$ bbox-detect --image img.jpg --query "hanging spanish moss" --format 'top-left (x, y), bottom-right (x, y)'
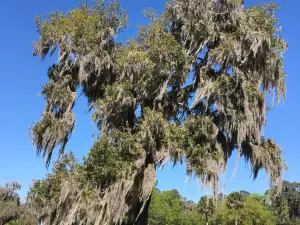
top-left (29, 0), bottom-right (287, 224)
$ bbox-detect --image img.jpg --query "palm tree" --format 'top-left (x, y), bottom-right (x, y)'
top-left (226, 192), bottom-right (245, 225)
top-left (198, 196), bottom-right (215, 225)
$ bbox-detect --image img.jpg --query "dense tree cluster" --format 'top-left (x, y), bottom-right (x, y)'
top-left (271, 181), bottom-right (300, 225)
top-left (211, 194), bottom-right (276, 225)
top-left (28, 0), bottom-right (287, 224)
top-left (2, 181), bottom-right (300, 225)
top-left (148, 188), bottom-right (277, 225)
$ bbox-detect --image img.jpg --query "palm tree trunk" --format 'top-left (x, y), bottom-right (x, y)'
top-left (235, 209), bottom-right (238, 225)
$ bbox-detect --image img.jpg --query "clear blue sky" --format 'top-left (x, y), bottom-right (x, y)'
top-left (0, 0), bottom-right (299, 202)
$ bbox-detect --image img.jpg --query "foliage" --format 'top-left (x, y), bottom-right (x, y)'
top-left (81, 129), bottom-right (141, 189)
top-left (226, 192), bottom-right (245, 225)
top-left (30, 0), bottom-right (287, 224)
top-left (0, 182), bottom-right (38, 225)
top-left (0, 182), bottom-right (22, 224)
top-left (148, 188), bottom-right (205, 225)
top-left (226, 192), bottom-right (245, 210)
top-left (271, 180), bottom-right (300, 224)
top-left (197, 196), bottom-right (215, 224)
top-left (6, 213), bottom-right (38, 225)
top-left (148, 188), bottom-right (278, 225)
top-left (27, 151), bottom-right (77, 209)
top-left (238, 197), bottom-right (276, 225)
top-left (148, 188), bottom-right (183, 225)
top-left (178, 209), bottom-right (203, 225)
top-left (249, 193), bottom-right (269, 205)
top-left (239, 190), bottom-right (251, 198)
top-left (212, 196), bottom-right (276, 225)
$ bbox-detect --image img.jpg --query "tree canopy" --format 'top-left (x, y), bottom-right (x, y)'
top-left (271, 181), bottom-right (300, 224)
top-left (29, 0), bottom-right (287, 224)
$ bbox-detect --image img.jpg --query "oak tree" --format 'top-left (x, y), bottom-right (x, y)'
top-left (30, 0), bottom-right (287, 224)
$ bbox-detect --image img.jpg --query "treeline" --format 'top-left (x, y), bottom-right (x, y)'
top-left (0, 180), bottom-right (299, 225)
top-left (148, 181), bottom-right (300, 225)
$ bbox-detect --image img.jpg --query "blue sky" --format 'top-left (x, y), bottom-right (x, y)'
top-left (0, 0), bottom-right (299, 202)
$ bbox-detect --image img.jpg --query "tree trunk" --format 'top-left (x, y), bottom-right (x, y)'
top-left (124, 162), bottom-right (155, 225)
top-left (235, 209), bottom-right (238, 225)
top-left (40, 162), bottom-right (156, 225)
top-left (134, 194), bottom-right (152, 225)
top-left (205, 213), bottom-right (208, 225)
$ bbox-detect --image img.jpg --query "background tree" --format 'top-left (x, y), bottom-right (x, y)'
top-left (30, 0), bottom-right (287, 224)
top-left (147, 188), bottom-right (278, 225)
top-left (178, 209), bottom-right (203, 225)
top-left (271, 181), bottom-right (300, 224)
top-left (212, 194), bottom-right (276, 225)
top-left (274, 198), bottom-right (290, 225)
top-left (148, 188), bottom-right (183, 225)
top-left (148, 188), bottom-right (204, 225)
top-left (238, 196), bottom-right (275, 225)
top-left (197, 196), bottom-right (215, 225)
top-left (249, 193), bottom-right (269, 206)
top-left (226, 192), bottom-right (245, 225)
top-left (0, 182), bottom-right (22, 225)
top-left (239, 191), bottom-right (251, 198)
top-left (0, 182), bottom-right (38, 225)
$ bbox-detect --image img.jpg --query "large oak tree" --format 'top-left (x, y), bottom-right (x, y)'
top-left (29, 0), bottom-right (287, 224)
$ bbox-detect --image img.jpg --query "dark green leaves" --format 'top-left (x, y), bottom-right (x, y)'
top-left (82, 130), bottom-right (141, 189)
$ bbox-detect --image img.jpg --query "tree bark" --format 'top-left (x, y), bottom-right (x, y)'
top-left (133, 194), bottom-right (152, 225)
top-left (206, 213), bottom-right (208, 225)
